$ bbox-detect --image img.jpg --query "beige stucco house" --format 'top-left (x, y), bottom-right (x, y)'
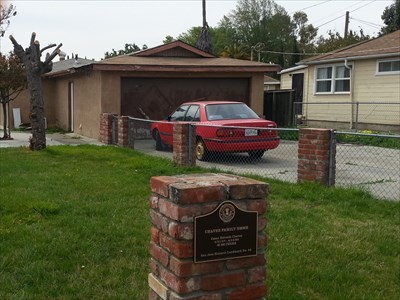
top-left (280, 30), bottom-right (400, 132)
top-left (3, 41), bottom-right (279, 139)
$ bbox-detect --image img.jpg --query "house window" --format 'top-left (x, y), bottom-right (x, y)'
top-left (315, 65), bottom-right (351, 94)
top-left (377, 59), bottom-right (400, 75)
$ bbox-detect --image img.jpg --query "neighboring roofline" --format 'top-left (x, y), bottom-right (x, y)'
top-left (278, 65), bottom-right (307, 74)
top-left (134, 40), bottom-right (215, 58)
top-left (301, 53), bottom-right (400, 65)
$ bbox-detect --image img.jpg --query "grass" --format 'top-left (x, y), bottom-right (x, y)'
top-left (1, 145), bottom-right (399, 299)
top-left (336, 132), bottom-right (400, 149)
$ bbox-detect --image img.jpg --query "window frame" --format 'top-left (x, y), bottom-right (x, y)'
top-left (314, 64), bottom-right (352, 95)
top-left (376, 58), bottom-right (400, 75)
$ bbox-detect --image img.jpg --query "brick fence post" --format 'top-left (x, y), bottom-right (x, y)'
top-left (99, 113), bottom-right (113, 144)
top-left (149, 173), bottom-right (268, 300)
top-left (298, 128), bottom-right (336, 186)
top-left (117, 116), bottom-right (130, 147)
top-left (173, 123), bottom-right (196, 167)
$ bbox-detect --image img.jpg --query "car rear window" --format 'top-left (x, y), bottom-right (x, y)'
top-left (206, 103), bottom-right (259, 120)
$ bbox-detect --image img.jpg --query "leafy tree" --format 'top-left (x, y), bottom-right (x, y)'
top-left (163, 35), bottom-right (175, 44)
top-left (220, 43), bottom-right (249, 59)
top-left (0, 3), bottom-right (17, 39)
top-left (316, 29), bottom-right (370, 54)
top-left (292, 11), bottom-right (318, 58)
top-left (0, 52), bottom-right (26, 139)
top-left (104, 43), bottom-right (148, 59)
top-left (380, 0), bottom-right (400, 35)
top-left (10, 33), bottom-right (62, 150)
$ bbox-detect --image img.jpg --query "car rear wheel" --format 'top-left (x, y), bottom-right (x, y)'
top-left (154, 130), bottom-right (166, 151)
top-left (248, 150), bottom-right (265, 160)
top-left (196, 138), bottom-right (209, 161)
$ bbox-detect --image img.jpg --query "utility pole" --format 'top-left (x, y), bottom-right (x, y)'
top-left (344, 11), bottom-right (350, 38)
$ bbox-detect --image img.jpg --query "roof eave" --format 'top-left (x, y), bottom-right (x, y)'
top-left (91, 64), bottom-right (280, 73)
top-left (301, 52), bottom-right (400, 65)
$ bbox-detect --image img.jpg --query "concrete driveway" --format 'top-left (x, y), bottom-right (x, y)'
top-left (133, 139), bottom-right (400, 201)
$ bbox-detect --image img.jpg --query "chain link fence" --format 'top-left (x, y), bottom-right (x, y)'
top-left (335, 131), bottom-right (400, 200)
top-left (125, 116), bottom-right (399, 201)
top-left (293, 102), bottom-right (400, 133)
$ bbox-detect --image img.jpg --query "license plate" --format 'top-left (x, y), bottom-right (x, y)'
top-left (245, 129), bottom-right (258, 136)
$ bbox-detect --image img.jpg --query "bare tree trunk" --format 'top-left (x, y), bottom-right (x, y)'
top-left (9, 32), bottom-right (61, 150)
top-left (1, 101), bottom-right (9, 139)
top-left (196, 0), bottom-right (214, 55)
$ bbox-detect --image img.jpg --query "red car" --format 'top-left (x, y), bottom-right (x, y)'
top-left (151, 101), bottom-right (280, 160)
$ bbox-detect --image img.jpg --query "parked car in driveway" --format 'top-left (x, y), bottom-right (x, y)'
top-left (151, 101), bottom-right (280, 160)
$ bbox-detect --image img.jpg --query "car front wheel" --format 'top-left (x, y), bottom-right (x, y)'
top-left (196, 139), bottom-right (209, 161)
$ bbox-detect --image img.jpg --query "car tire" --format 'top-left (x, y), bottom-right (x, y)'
top-left (154, 130), bottom-right (166, 151)
top-left (196, 138), bottom-right (209, 161)
top-left (248, 150), bottom-right (265, 160)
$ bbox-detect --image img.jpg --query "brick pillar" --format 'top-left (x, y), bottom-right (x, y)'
top-left (149, 173), bottom-right (268, 300)
top-left (298, 128), bottom-right (336, 186)
top-left (173, 123), bottom-right (196, 167)
top-left (99, 113), bottom-right (113, 144)
top-left (117, 116), bottom-right (130, 147)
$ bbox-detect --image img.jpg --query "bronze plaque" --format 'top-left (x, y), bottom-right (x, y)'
top-left (194, 201), bottom-right (258, 263)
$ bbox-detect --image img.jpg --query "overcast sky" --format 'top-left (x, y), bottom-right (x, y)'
top-left (0, 0), bottom-right (393, 61)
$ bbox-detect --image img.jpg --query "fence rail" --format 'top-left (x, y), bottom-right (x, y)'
top-left (117, 116), bottom-right (400, 201)
top-left (293, 102), bottom-right (400, 133)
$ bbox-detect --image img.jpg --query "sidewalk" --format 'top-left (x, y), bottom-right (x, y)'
top-left (0, 131), bottom-right (104, 148)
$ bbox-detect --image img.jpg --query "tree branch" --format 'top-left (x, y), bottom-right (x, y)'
top-left (30, 32), bottom-right (36, 46)
top-left (9, 87), bottom-right (24, 101)
top-left (9, 35), bottom-right (25, 61)
top-left (41, 43), bottom-right (57, 54)
top-left (43, 43), bottom-right (62, 66)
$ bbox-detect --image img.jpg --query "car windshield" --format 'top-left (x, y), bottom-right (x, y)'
top-left (205, 103), bottom-right (260, 121)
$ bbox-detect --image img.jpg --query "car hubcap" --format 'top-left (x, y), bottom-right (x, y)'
top-left (196, 142), bottom-right (204, 159)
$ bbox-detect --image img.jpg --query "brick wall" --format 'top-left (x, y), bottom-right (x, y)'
top-left (298, 128), bottom-right (336, 186)
top-left (117, 116), bottom-right (130, 147)
top-left (99, 113), bottom-right (113, 144)
top-left (173, 123), bottom-right (196, 167)
top-left (149, 173), bottom-right (268, 300)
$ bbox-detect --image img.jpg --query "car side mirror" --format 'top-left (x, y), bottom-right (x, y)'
top-left (164, 116), bottom-right (172, 121)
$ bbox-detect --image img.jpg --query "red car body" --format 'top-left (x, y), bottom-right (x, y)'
top-left (151, 101), bottom-right (280, 160)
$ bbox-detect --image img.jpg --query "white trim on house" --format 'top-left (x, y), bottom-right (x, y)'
top-left (313, 63), bottom-right (352, 95)
top-left (278, 65), bottom-right (307, 75)
top-left (376, 58), bottom-right (400, 76)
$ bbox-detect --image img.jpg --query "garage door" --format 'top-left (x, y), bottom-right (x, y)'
top-left (121, 77), bottom-right (250, 120)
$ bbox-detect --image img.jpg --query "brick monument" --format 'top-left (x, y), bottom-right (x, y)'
top-left (149, 173), bottom-right (268, 300)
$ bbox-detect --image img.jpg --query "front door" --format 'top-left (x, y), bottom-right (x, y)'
top-left (292, 73), bottom-right (304, 115)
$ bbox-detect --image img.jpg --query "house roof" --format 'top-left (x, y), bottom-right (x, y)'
top-left (91, 40), bottom-right (280, 73)
top-left (278, 65), bottom-right (307, 75)
top-left (44, 40), bottom-right (280, 78)
top-left (47, 57), bottom-right (94, 76)
top-left (300, 30), bottom-right (400, 65)
top-left (263, 75), bottom-right (280, 84)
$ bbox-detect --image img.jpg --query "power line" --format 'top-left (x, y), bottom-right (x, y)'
top-left (315, 0), bottom-right (379, 30)
top-left (288, 0), bottom-right (332, 15)
top-left (350, 17), bottom-right (382, 29)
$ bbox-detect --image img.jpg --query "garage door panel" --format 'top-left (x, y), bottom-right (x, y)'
top-left (121, 78), bottom-right (249, 120)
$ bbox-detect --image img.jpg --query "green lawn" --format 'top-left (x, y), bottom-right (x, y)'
top-left (0, 145), bottom-right (399, 299)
